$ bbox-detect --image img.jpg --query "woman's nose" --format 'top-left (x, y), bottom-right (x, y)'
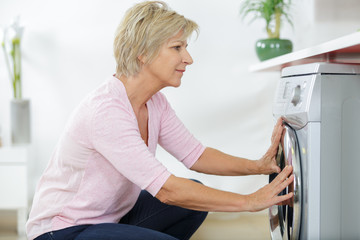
top-left (183, 49), bottom-right (193, 65)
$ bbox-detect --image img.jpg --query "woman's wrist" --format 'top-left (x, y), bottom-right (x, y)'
top-left (254, 158), bottom-right (267, 175)
top-left (237, 158), bottom-right (264, 176)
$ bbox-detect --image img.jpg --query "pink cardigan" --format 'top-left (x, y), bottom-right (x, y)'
top-left (26, 76), bottom-right (205, 240)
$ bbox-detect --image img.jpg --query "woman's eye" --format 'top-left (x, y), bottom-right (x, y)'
top-left (173, 46), bottom-right (181, 51)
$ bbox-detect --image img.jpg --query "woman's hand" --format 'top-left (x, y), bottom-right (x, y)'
top-left (246, 165), bottom-right (294, 212)
top-left (257, 118), bottom-right (284, 175)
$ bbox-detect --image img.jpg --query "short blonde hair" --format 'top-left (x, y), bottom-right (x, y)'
top-left (114, 1), bottom-right (199, 77)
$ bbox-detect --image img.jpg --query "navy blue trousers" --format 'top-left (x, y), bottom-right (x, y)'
top-left (34, 190), bottom-right (208, 240)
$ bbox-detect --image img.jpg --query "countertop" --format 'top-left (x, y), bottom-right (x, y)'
top-left (249, 31), bottom-right (360, 72)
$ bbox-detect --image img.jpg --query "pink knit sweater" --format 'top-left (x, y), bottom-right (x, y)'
top-left (26, 76), bottom-right (205, 240)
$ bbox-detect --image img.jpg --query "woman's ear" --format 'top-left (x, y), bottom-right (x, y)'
top-left (138, 55), bottom-right (147, 64)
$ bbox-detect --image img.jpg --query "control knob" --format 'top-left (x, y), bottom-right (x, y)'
top-left (291, 85), bottom-right (301, 106)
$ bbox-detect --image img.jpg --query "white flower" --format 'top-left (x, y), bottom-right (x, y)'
top-left (1, 16), bottom-right (25, 99)
top-left (10, 16), bottom-right (24, 40)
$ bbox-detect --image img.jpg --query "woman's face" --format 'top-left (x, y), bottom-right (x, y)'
top-left (142, 31), bottom-right (193, 88)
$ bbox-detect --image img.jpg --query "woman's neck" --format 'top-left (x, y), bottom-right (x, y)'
top-left (116, 73), bottom-right (162, 113)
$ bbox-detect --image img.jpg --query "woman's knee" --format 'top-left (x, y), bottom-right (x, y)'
top-left (189, 179), bottom-right (203, 185)
top-left (190, 208), bottom-right (208, 223)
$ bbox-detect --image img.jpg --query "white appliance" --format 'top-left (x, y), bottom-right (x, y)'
top-left (269, 62), bottom-right (360, 240)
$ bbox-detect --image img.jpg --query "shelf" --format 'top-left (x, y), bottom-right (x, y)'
top-left (0, 146), bottom-right (28, 163)
top-left (0, 146), bottom-right (28, 235)
top-left (249, 31), bottom-right (360, 72)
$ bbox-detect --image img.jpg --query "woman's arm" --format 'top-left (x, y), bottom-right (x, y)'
top-left (190, 147), bottom-right (259, 176)
top-left (156, 165), bottom-right (294, 212)
top-left (190, 118), bottom-right (284, 176)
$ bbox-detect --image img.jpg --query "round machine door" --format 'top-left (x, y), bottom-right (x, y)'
top-left (269, 123), bottom-right (302, 240)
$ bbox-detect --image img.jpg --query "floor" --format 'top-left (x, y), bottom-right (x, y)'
top-left (0, 210), bottom-right (270, 240)
top-left (192, 212), bottom-right (270, 240)
top-left (0, 210), bottom-right (26, 240)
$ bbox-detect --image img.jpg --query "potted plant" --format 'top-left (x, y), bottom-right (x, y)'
top-left (240, 0), bottom-right (293, 61)
top-left (2, 16), bottom-right (31, 145)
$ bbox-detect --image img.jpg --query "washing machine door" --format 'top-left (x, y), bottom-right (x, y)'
top-left (269, 124), bottom-right (302, 240)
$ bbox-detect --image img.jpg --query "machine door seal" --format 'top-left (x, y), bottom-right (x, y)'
top-left (269, 123), bottom-right (302, 240)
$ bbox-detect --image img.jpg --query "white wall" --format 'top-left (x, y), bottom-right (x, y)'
top-left (0, 0), bottom-right (359, 204)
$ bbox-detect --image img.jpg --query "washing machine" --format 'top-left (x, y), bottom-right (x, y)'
top-left (269, 62), bottom-right (360, 240)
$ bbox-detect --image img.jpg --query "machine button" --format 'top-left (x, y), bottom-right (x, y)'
top-left (291, 85), bottom-right (302, 106)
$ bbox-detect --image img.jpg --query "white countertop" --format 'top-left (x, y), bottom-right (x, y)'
top-left (249, 31), bottom-right (360, 72)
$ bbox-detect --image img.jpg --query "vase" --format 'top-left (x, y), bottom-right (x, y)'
top-left (10, 99), bottom-right (31, 145)
top-left (255, 38), bottom-right (293, 61)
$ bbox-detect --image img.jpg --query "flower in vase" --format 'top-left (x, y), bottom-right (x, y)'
top-left (2, 16), bottom-right (25, 99)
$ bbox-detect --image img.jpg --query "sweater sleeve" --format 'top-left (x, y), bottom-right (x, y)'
top-left (91, 97), bottom-right (171, 196)
top-left (158, 93), bottom-right (206, 168)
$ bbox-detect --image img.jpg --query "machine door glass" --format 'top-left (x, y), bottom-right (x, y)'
top-left (269, 123), bottom-right (302, 240)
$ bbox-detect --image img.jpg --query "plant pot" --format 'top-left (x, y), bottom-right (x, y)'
top-left (10, 99), bottom-right (31, 145)
top-left (255, 38), bottom-right (293, 61)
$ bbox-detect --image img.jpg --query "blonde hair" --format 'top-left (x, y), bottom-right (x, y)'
top-left (113, 1), bottom-right (199, 77)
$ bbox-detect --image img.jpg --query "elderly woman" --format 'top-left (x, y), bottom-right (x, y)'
top-left (26, 1), bottom-right (293, 240)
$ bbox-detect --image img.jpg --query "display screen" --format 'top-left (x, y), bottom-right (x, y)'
top-left (283, 82), bottom-right (290, 99)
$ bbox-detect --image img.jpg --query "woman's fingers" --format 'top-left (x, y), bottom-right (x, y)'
top-left (267, 174), bottom-right (294, 207)
top-left (273, 125), bottom-right (284, 146)
top-left (274, 192), bottom-right (294, 206)
top-left (249, 165), bottom-right (294, 212)
top-left (271, 118), bottom-right (284, 142)
top-left (271, 165), bottom-right (293, 186)
top-left (271, 166), bottom-right (294, 206)
top-left (276, 194), bottom-right (294, 207)
top-left (275, 174), bottom-right (294, 195)
top-left (269, 121), bottom-right (284, 155)
top-left (271, 119), bottom-right (282, 142)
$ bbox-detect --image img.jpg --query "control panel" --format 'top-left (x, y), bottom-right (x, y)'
top-left (273, 74), bottom-right (319, 129)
